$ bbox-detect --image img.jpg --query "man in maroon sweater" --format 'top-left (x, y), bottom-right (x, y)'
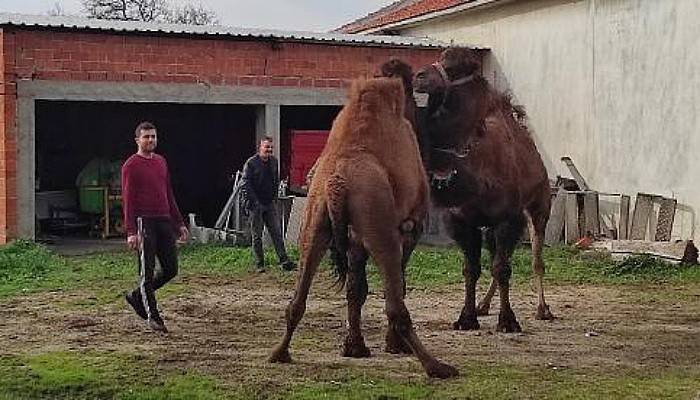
top-left (122, 121), bottom-right (188, 333)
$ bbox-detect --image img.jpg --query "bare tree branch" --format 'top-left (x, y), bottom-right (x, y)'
top-left (47, 2), bottom-right (66, 16)
top-left (80, 0), bottom-right (217, 25)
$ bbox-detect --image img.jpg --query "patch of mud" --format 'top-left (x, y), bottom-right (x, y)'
top-left (1, 274), bottom-right (699, 385)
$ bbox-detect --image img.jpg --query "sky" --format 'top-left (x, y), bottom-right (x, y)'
top-left (0, 0), bottom-right (396, 32)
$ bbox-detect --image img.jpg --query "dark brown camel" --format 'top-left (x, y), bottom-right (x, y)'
top-left (269, 77), bottom-right (457, 378)
top-left (414, 47), bottom-right (554, 333)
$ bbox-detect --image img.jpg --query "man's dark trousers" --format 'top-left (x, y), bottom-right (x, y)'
top-left (249, 203), bottom-right (289, 268)
top-left (129, 217), bottom-right (178, 320)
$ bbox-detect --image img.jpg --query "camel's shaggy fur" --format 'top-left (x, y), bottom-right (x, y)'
top-left (269, 77), bottom-right (458, 379)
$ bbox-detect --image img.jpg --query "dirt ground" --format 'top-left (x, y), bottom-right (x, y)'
top-left (1, 273), bottom-right (699, 390)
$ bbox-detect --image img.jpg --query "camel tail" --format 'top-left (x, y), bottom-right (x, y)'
top-left (325, 173), bottom-right (349, 290)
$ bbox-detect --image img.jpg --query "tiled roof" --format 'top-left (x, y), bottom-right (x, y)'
top-left (338, 0), bottom-right (496, 34)
top-left (0, 12), bottom-right (447, 48)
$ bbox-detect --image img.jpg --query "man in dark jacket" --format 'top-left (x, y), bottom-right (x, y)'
top-left (241, 136), bottom-right (295, 272)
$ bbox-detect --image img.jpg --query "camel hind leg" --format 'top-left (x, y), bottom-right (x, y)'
top-left (348, 183), bottom-right (457, 378)
top-left (385, 216), bottom-right (423, 354)
top-left (269, 199), bottom-right (331, 363)
top-left (526, 204), bottom-right (554, 320)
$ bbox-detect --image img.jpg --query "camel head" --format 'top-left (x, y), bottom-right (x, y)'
top-left (379, 58), bottom-right (415, 93)
top-left (413, 47), bottom-right (480, 95)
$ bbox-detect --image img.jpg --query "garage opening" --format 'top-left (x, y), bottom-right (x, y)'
top-left (34, 100), bottom-right (256, 240)
top-left (280, 105), bottom-right (341, 194)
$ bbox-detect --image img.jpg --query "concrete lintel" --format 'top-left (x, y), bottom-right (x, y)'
top-left (17, 80), bottom-right (347, 106)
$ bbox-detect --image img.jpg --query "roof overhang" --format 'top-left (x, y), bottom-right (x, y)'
top-left (0, 12), bottom-right (448, 49)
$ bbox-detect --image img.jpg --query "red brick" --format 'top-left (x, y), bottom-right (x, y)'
top-left (270, 77), bottom-right (286, 87)
top-left (239, 76), bottom-right (255, 86)
top-left (70, 71), bottom-right (89, 81)
top-left (88, 71), bottom-right (108, 81)
top-left (170, 74), bottom-right (197, 83)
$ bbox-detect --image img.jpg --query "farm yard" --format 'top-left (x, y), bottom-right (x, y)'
top-left (1, 241), bottom-right (699, 399)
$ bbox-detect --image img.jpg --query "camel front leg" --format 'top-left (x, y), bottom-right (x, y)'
top-left (492, 218), bottom-right (523, 333)
top-left (447, 214), bottom-right (482, 331)
top-left (342, 239), bottom-right (371, 358)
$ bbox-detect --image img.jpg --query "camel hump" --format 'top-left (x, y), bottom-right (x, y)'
top-left (348, 77), bottom-right (405, 118)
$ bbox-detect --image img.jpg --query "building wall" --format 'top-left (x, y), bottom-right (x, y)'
top-left (401, 0), bottom-right (700, 240)
top-left (0, 27), bottom-right (440, 242)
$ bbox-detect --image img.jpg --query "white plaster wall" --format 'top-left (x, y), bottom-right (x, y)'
top-left (400, 0), bottom-right (700, 240)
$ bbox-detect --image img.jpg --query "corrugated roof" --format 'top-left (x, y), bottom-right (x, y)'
top-left (0, 12), bottom-right (447, 48)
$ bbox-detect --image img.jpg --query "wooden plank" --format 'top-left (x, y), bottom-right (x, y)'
top-left (618, 195), bottom-right (630, 240)
top-left (583, 192), bottom-right (600, 237)
top-left (590, 239), bottom-right (698, 264)
top-left (630, 193), bottom-right (654, 240)
top-left (565, 192), bottom-right (580, 244)
top-left (544, 187), bottom-right (567, 245)
top-left (654, 197), bottom-right (677, 241)
top-left (561, 156), bottom-right (590, 191)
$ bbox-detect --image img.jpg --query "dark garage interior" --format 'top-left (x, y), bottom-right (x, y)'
top-left (34, 100), bottom-right (257, 238)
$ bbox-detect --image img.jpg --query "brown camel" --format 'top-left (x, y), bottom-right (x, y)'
top-left (339, 58), bottom-right (424, 356)
top-left (414, 47), bottom-right (553, 333)
top-left (269, 77), bottom-right (458, 379)
top-left (307, 60), bottom-right (424, 319)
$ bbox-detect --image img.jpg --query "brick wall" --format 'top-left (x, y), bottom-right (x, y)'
top-left (0, 27), bottom-right (441, 242)
top-left (0, 28), bottom-right (19, 244)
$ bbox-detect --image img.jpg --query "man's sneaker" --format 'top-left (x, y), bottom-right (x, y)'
top-left (147, 317), bottom-right (168, 333)
top-left (125, 292), bottom-right (147, 320)
top-left (281, 261), bottom-right (297, 271)
top-left (255, 264), bottom-right (266, 273)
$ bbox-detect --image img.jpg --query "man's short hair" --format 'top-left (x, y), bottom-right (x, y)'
top-left (135, 121), bottom-right (157, 137)
top-left (261, 136), bottom-right (273, 144)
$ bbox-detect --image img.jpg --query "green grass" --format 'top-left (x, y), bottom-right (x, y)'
top-left (1, 241), bottom-right (699, 399)
top-left (1, 241), bottom-right (699, 300)
top-left (279, 365), bottom-right (700, 400)
top-left (394, 244), bottom-right (700, 290)
top-left (2, 351), bottom-right (698, 400)
top-left (0, 351), bottom-right (234, 400)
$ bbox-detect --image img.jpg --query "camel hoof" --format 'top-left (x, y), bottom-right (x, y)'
top-left (385, 330), bottom-right (412, 354)
top-left (269, 348), bottom-right (292, 363)
top-left (342, 336), bottom-right (372, 358)
top-left (535, 304), bottom-right (555, 321)
top-left (497, 311), bottom-right (522, 333)
top-left (452, 316), bottom-right (480, 331)
top-left (476, 303), bottom-right (490, 316)
top-left (426, 360), bottom-right (459, 379)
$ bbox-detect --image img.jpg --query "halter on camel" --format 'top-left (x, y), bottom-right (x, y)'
top-left (427, 61), bottom-right (476, 190)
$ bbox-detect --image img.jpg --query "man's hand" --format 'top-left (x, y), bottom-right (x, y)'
top-left (177, 226), bottom-right (189, 244)
top-left (127, 234), bottom-right (139, 250)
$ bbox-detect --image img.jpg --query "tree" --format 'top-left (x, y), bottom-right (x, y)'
top-left (167, 3), bottom-right (218, 25)
top-left (80, 0), bottom-right (218, 25)
top-left (47, 2), bottom-right (66, 16)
